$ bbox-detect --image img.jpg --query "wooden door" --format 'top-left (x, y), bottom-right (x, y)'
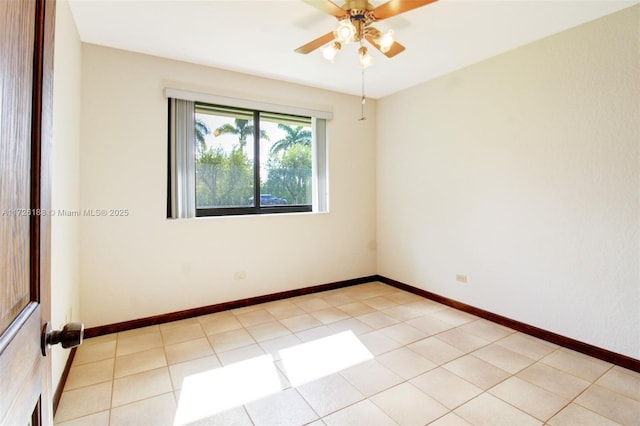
top-left (0, 0), bottom-right (55, 424)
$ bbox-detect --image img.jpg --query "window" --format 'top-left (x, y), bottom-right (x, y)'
top-left (168, 92), bottom-right (329, 218)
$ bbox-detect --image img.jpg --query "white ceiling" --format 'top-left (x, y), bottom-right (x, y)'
top-left (68, 0), bottom-right (636, 99)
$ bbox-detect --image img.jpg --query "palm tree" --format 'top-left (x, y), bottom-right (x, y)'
top-left (195, 118), bottom-right (210, 155)
top-left (213, 118), bottom-right (269, 152)
top-left (270, 124), bottom-right (312, 156)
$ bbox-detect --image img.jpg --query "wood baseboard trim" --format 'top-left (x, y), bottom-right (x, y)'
top-left (378, 275), bottom-right (640, 373)
top-left (84, 275), bottom-right (378, 338)
top-left (53, 347), bottom-right (76, 416)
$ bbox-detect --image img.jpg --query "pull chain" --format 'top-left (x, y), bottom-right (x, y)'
top-left (359, 67), bottom-right (366, 121)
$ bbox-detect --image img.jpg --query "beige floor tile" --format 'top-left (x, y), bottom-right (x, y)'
top-left (246, 320), bottom-right (291, 342)
top-left (381, 304), bottom-right (424, 321)
top-left (356, 311), bottom-right (400, 329)
top-left (208, 328), bottom-right (255, 353)
top-left (198, 313), bottom-right (243, 335)
top-left (337, 301), bottom-right (376, 317)
top-left (160, 322), bottom-right (205, 346)
top-left (402, 300), bottom-right (448, 316)
top-left (596, 366), bottom-right (640, 401)
top-left (323, 400), bottom-right (398, 426)
top-left (428, 308), bottom-right (478, 326)
top-left (114, 347), bottom-right (167, 378)
top-left (54, 381), bottom-right (112, 423)
top-left (264, 300), bottom-right (306, 319)
top-left (111, 367), bottom-right (173, 407)
top-left (116, 331), bottom-right (163, 356)
top-left (458, 319), bottom-right (514, 342)
top-left (435, 328), bottom-right (490, 353)
top-left (454, 393), bottom-right (541, 426)
top-left (371, 382), bottom-right (449, 425)
top-left (294, 325), bottom-right (335, 342)
top-left (217, 343), bottom-right (266, 366)
top-left (490, 376), bottom-right (569, 421)
top-left (72, 338), bottom-right (116, 365)
top-left (363, 296), bottom-right (398, 310)
top-left (280, 313), bottom-right (323, 333)
top-left (327, 317), bottom-right (374, 336)
top-left (541, 348), bottom-right (612, 382)
top-left (547, 403), bottom-right (620, 426)
top-left (406, 314), bottom-right (456, 336)
top-left (54, 410), bottom-right (109, 426)
top-left (378, 322), bottom-right (427, 345)
top-left (429, 412), bottom-right (472, 426)
top-left (245, 388), bottom-right (318, 425)
top-left (320, 291), bottom-right (355, 306)
top-left (292, 296), bottom-right (333, 313)
top-left (376, 347), bottom-right (437, 380)
top-left (575, 384), bottom-right (640, 425)
top-left (407, 337), bottom-right (465, 365)
top-left (340, 359), bottom-right (404, 397)
top-left (168, 355), bottom-right (221, 390)
top-left (258, 333), bottom-right (302, 361)
top-left (311, 307), bottom-right (351, 324)
top-left (517, 362), bottom-right (590, 399)
top-left (297, 374), bottom-right (365, 417)
top-left (235, 309), bottom-right (278, 327)
top-left (56, 283), bottom-right (634, 426)
top-left (496, 333), bottom-right (557, 360)
top-left (164, 337), bottom-right (214, 365)
top-left (64, 358), bottom-right (114, 390)
top-left (178, 405), bottom-right (253, 426)
top-left (358, 330), bottom-right (404, 356)
top-left (109, 392), bottom-right (176, 426)
top-left (443, 355), bottom-right (510, 389)
top-left (388, 291), bottom-right (424, 304)
top-left (472, 343), bottom-right (536, 374)
top-left (117, 325), bottom-right (160, 339)
top-left (410, 367), bottom-right (483, 410)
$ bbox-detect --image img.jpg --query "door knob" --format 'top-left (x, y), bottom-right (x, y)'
top-left (41, 321), bottom-right (84, 356)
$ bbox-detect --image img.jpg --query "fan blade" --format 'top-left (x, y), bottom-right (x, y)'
top-left (295, 32), bottom-right (336, 54)
top-left (366, 35), bottom-right (406, 58)
top-left (372, 0), bottom-right (438, 20)
top-left (301, 0), bottom-right (348, 18)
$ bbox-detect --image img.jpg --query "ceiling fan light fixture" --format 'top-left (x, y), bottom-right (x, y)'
top-left (358, 45), bottom-right (373, 68)
top-left (334, 19), bottom-right (356, 43)
top-left (378, 29), bottom-right (395, 53)
top-left (322, 42), bottom-right (341, 63)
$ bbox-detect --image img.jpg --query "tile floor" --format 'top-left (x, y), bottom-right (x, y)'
top-left (54, 282), bottom-right (640, 425)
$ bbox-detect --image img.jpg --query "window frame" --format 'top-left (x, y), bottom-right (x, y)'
top-left (167, 90), bottom-right (330, 219)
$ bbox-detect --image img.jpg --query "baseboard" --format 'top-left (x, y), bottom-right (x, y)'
top-left (53, 346), bottom-right (76, 416)
top-left (378, 275), bottom-right (640, 373)
top-left (84, 275), bottom-right (378, 338)
top-left (82, 273), bottom-right (639, 373)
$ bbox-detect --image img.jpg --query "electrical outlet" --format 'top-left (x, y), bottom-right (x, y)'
top-left (234, 271), bottom-right (246, 280)
top-left (456, 274), bottom-right (468, 283)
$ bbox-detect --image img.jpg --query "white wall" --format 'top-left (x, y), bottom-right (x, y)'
top-left (79, 45), bottom-right (377, 327)
top-left (51, 0), bottom-right (82, 390)
top-left (377, 6), bottom-right (639, 358)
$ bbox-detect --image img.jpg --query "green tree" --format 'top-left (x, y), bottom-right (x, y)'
top-left (196, 146), bottom-right (253, 208)
top-left (213, 118), bottom-right (269, 152)
top-left (263, 144), bottom-right (312, 205)
top-left (195, 118), bottom-right (210, 154)
top-left (270, 124), bottom-right (311, 156)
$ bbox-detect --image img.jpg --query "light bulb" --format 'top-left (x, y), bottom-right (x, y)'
top-left (379, 29), bottom-right (394, 53)
top-left (334, 19), bottom-right (356, 44)
top-left (358, 46), bottom-right (373, 68)
top-left (322, 42), bottom-right (340, 63)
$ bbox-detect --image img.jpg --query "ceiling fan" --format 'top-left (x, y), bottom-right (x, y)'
top-left (295, 0), bottom-right (438, 66)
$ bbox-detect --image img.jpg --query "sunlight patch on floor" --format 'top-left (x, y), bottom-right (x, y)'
top-left (280, 330), bottom-right (374, 386)
top-left (173, 354), bottom-right (281, 425)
